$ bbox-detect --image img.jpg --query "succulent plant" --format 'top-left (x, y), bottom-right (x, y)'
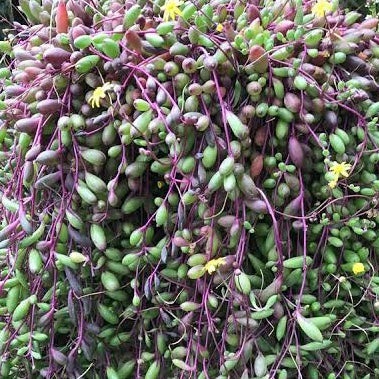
top-left (0, 0), bottom-right (378, 378)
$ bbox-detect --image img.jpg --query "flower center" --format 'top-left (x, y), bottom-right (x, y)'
top-left (94, 88), bottom-right (105, 97)
top-left (167, 3), bottom-right (176, 11)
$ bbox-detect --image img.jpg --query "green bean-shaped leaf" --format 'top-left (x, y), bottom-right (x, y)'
top-left (296, 312), bottom-right (323, 342)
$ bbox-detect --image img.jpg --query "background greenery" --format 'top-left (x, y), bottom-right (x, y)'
top-left (342, 0), bottom-right (378, 15)
top-left (0, 0), bottom-right (13, 39)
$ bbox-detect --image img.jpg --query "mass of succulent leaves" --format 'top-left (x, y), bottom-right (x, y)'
top-left (0, 0), bottom-right (379, 378)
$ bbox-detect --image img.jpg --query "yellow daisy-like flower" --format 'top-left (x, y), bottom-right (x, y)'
top-left (328, 179), bottom-right (337, 189)
top-left (162, 0), bottom-right (183, 22)
top-left (204, 257), bottom-right (226, 275)
top-left (329, 161), bottom-right (352, 178)
top-left (88, 82), bottom-right (113, 108)
top-left (320, 50), bottom-right (330, 58)
top-left (352, 262), bottom-right (365, 275)
top-left (216, 24), bottom-right (223, 32)
top-left (311, 0), bottom-right (333, 18)
top-left (327, 161), bottom-right (351, 189)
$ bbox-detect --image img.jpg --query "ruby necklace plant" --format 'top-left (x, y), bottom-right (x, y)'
top-left (0, 0), bottom-right (378, 378)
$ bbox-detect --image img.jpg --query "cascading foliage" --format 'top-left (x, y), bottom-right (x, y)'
top-left (0, 0), bottom-right (379, 378)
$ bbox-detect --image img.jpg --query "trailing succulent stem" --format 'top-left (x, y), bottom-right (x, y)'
top-left (0, 0), bottom-right (378, 378)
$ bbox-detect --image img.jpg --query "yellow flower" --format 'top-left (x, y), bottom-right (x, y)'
top-left (327, 161), bottom-right (351, 189)
top-left (311, 0), bottom-right (333, 18)
top-left (216, 24), bottom-right (223, 32)
top-left (157, 181), bottom-right (164, 189)
top-left (320, 50), bottom-right (330, 58)
top-left (204, 257), bottom-right (226, 275)
top-left (329, 161), bottom-right (352, 178)
top-left (162, 0), bottom-right (183, 22)
top-left (328, 179), bottom-right (337, 189)
top-left (352, 262), bottom-right (365, 275)
top-left (88, 82), bottom-right (113, 108)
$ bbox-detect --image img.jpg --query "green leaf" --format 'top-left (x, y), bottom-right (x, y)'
top-left (264, 295), bottom-right (278, 310)
top-left (31, 351), bottom-right (42, 360)
top-left (296, 312), bottom-right (323, 342)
